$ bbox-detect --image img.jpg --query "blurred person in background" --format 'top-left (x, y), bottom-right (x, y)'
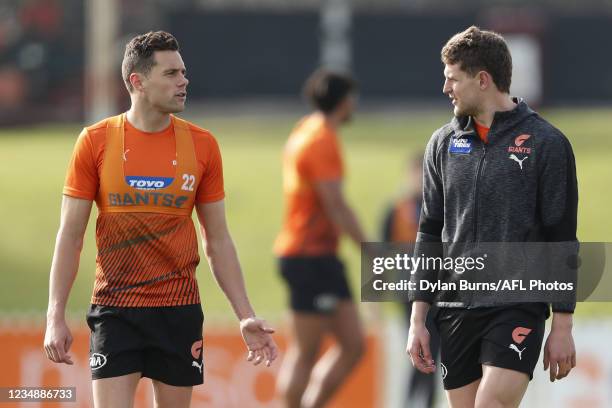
top-left (381, 152), bottom-right (439, 408)
top-left (406, 26), bottom-right (578, 408)
top-left (274, 69), bottom-right (366, 408)
top-left (44, 30), bottom-right (277, 408)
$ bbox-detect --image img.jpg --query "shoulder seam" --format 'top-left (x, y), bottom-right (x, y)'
top-left (432, 123), bottom-right (454, 157)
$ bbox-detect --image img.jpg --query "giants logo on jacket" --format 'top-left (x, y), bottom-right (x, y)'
top-left (508, 134), bottom-right (532, 154)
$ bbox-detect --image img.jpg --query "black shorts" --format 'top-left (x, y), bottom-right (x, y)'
top-left (435, 304), bottom-right (546, 390)
top-left (279, 255), bottom-right (352, 314)
top-left (86, 303), bottom-right (204, 386)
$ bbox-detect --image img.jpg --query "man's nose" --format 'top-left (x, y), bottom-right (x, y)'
top-left (179, 74), bottom-right (189, 87)
top-left (442, 80), bottom-right (450, 95)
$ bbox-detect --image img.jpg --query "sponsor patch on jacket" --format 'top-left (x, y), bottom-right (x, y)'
top-left (449, 136), bottom-right (473, 154)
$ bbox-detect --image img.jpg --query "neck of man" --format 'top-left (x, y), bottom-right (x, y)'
top-left (126, 98), bottom-right (171, 132)
top-left (316, 110), bottom-right (342, 130)
top-left (473, 93), bottom-right (516, 128)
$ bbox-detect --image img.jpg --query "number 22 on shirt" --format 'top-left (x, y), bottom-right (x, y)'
top-left (182, 174), bottom-right (195, 191)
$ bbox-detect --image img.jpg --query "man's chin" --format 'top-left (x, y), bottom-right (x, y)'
top-left (163, 104), bottom-right (185, 114)
top-left (453, 106), bottom-right (474, 118)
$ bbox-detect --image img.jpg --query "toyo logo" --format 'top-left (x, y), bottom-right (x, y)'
top-left (126, 176), bottom-right (173, 190)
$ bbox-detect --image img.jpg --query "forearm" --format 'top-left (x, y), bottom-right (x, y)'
top-left (551, 312), bottom-right (573, 332)
top-left (410, 301), bottom-right (431, 327)
top-left (204, 235), bottom-right (255, 321)
top-left (47, 229), bottom-right (82, 322)
top-left (328, 204), bottom-right (367, 246)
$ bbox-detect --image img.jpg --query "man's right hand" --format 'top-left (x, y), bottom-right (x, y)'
top-left (44, 320), bottom-right (74, 365)
top-left (406, 323), bottom-right (435, 374)
top-left (45, 196), bottom-right (92, 366)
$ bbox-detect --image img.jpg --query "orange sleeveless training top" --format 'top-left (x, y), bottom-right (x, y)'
top-left (64, 113), bottom-right (225, 307)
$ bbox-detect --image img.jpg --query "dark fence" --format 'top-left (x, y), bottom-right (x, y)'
top-left (168, 9), bottom-right (612, 105)
top-left (1, 6), bottom-right (610, 125)
top-left (170, 11), bottom-right (320, 98)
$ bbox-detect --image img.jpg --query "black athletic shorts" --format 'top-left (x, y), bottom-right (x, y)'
top-left (86, 303), bottom-right (204, 386)
top-left (435, 303), bottom-right (547, 390)
top-left (279, 255), bottom-right (352, 314)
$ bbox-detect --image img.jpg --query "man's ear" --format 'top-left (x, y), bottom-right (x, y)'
top-left (478, 70), bottom-right (494, 91)
top-left (129, 72), bottom-right (145, 92)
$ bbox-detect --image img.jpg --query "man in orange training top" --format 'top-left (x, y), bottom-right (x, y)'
top-left (44, 31), bottom-right (277, 408)
top-left (275, 69), bottom-right (366, 408)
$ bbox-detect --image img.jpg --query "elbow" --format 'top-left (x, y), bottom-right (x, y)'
top-left (75, 237), bottom-right (85, 252)
top-left (203, 243), bottom-right (215, 259)
top-left (203, 235), bottom-right (231, 259)
top-left (323, 202), bottom-right (347, 226)
top-left (57, 227), bottom-right (85, 252)
top-left (203, 239), bottom-right (215, 258)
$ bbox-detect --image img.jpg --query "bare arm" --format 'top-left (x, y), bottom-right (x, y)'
top-left (195, 200), bottom-right (278, 366)
top-left (196, 200), bottom-right (255, 320)
top-left (44, 195), bottom-right (92, 364)
top-left (406, 301), bottom-right (435, 374)
top-left (314, 180), bottom-right (367, 247)
top-left (410, 300), bottom-right (431, 327)
top-left (544, 312), bottom-right (575, 382)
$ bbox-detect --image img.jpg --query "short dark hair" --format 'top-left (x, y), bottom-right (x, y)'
top-left (441, 26), bottom-right (512, 93)
top-left (122, 31), bottom-right (180, 92)
top-left (302, 69), bottom-right (357, 113)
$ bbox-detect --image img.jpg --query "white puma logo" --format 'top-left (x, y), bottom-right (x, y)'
top-left (509, 154), bottom-right (528, 170)
top-left (123, 149), bottom-right (130, 161)
top-left (509, 344), bottom-right (526, 360)
top-left (192, 361), bottom-right (203, 373)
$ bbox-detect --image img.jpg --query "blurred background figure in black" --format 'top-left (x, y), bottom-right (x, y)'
top-left (381, 152), bottom-right (440, 408)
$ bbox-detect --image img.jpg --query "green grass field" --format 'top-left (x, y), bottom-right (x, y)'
top-left (0, 108), bottom-right (610, 320)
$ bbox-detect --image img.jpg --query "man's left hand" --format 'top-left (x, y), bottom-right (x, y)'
top-left (543, 318), bottom-right (576, 382)
top-left (240, 317), bottom-right (279, 367)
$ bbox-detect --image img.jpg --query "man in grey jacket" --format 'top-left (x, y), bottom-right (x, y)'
top-left (406, 26), bottom-right (578, 408)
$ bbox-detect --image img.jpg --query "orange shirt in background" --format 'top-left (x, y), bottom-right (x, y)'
top-left (274, 114), bottom-right (344, 257)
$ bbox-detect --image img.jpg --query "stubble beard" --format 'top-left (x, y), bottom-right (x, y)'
top-left (454, 101), bottom-right (480, 118)
top-left (156, 99), bottom-right (185, 114)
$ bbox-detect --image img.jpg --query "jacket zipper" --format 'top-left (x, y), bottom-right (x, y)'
top-left (473, 142), bottom-right (487, 242)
